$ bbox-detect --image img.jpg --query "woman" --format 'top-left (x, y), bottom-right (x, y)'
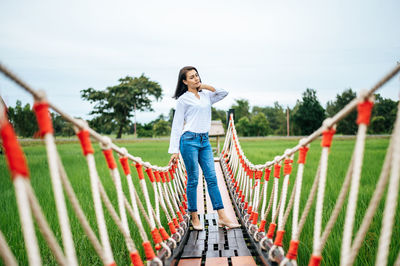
top-left (168, 66), bottom-right (240, 230)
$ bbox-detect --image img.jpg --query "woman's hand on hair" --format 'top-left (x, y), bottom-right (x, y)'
top-left (169, 153), bottom-right (179, 166)
top-left (200, 84), bottom-right (215, 92)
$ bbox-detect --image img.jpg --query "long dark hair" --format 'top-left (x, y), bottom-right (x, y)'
top-left (173, 66), bottom-right (201, 99)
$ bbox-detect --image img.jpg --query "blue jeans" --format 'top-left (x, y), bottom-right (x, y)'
top-left (179, 131), bottom-right (224, 212)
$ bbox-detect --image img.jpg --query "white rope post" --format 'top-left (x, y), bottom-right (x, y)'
top-left (100, 137), bottom-right (131, 251)
top-left (14, 178), bottom-right (42, 266)
top-left (292, 144), bottom-right (309, 239)
top-left (272, 160), bottom-right (281, 221)
top-left (0, 106), bottom-right (41, 266)
top-left (33, 97), bottom-right (77, 266)
top-left (0, 230), bottom-right (17, 266)
top-left (341, 97), bottom-right (373, 265)
top-left (76, 126), bottom-right (114, 265)
top-left (375, 102), bottom-right (400, 266)
top-left (312, 125), bottom-right (335, 260)
top-left (260, 168), bottom-right (271, 220)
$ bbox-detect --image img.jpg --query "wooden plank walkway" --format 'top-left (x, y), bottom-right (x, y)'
top-left (178, 161), bottom-right (257, 266)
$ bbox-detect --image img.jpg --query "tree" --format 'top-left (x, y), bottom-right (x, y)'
top-left (252, 102), bottom-right (286, 135)
top-left (211, 107), bottom-right (227, 130)
top-left (81, 74), bottom-right (162, 138)
top-left (7, 101), bottom-right (38, 137)
top-left (326, 88), bottom-right (357, 134)
top-left (51, 113), bottom-right (74, 137)
top-left (88, 115), bottom-right (117, 135)
top-left (231, 99), bottom-right (250, 122)
top-left (369, 94), bottom-right (398, 134)
top-left (236, 116), bottom-right (251, 136)
top-left (136, 122), bottom-right (153, 138)
top-left (292, 88), bottom-right (325, 135)
top-left (153, 119), bottom-right (171, 137)
top-left (250, 112), bottom-right (271, 136)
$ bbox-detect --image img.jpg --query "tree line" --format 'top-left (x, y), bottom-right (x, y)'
top-left (5, 73), bottom-right (398, 138)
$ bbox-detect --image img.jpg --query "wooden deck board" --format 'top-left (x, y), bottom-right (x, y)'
top-left (215, 162), bottom-right (238, 223)
top-left (178, 258), bottom-right (202, 266)
top-left (205, 257), bottom-right (228, 266)
top-left (231, 256), bottom-right (257, 265)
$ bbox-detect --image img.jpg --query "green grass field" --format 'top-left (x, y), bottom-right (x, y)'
top-left (0, 137), bottom-right (399, 265)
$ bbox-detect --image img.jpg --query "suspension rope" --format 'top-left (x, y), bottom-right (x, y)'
top-left (0, 230), bottom-right (17, 266)
top-left (33, 96), bottom-right (78, 266)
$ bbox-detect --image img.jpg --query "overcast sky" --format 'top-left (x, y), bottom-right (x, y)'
top-left (1, 0), bottom-right (399, 123)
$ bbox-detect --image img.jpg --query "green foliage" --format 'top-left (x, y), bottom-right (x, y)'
top-left (88, 115), bottom-right (117, 135)
top-left (369, 94), bottom-right (398, 134)
top-left (292, 88), bottom-right (325, 135)
top-left (236, 116), bottom-right (251, 136)
top-left (326, 88), bottom-right (357, 134)
top-left (250, 112), bottom-right (271, 136)
top-left (231, 99), bottom-right (250, 122)
top-left (252, 102), bottom-right (286, 135)
top-left (7, 100), bottom-right (38, 137)
top-left (81, 74), bottom-right (162, 138)
top-left (7, 101), bottom-right (73, 138)
top-left (211, 107), bottom-right (227, 129)
top-left (136, 123), bottom-right (154, 138)
top-left (153, 119), bottom-right (171, 137)
top-left (51, 113), bottom-right (74, 137)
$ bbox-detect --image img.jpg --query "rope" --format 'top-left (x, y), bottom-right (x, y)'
top-left (56, 154), bottom-right (110, 265)
top-left (34, 97), bottom-right (78, 266)
top-left (341, 99), bottom-right (373, 265)
top-left (346, 132), bottom-right (395, 265)
top-left (98, 181), bottom-right (140, 257)
top-left (77, 130), bottom-right (114, 264)
top-left (0, 230), bottom-right (17, 266)
top-left (313, 128), bottom-right (335, 254)
top-left (319, 154), bottom-right (354, 252)
top-left (375, 102), bottom-right (400, 266)
top-left (295, 162), bottom-right (321, 240)
top-left (25, 181), bottom-right (68, 266)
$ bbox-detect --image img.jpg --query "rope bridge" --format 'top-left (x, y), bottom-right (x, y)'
top-left (0, 62), bottom-right (399, 265)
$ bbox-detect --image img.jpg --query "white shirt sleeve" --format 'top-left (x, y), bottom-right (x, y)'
top-left (168, 99), bottom-right (185, 154)
top-left (208, 88), bottom-right (229, 105)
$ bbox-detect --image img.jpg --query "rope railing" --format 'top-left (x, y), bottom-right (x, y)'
top-left (0, 63), bottom-right (191, 265)
top-left (1, 61), bottom-right (399, 265)
top-left (219, 63), bottom-right (400, 265)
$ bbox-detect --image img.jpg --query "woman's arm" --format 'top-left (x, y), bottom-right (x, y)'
top-left (201, 84), bottom-right (228, 104)
top-left (168, 99), bottom-right (185, 154)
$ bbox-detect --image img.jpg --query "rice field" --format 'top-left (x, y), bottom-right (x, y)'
top-left (0, 137), bottom-right (398, 265)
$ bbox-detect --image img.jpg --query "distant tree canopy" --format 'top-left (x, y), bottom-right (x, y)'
top-left (81, 74), bottom-right (162, 138)
top-left (292, 88), bottom-right (326, 135)
top-left (7, 100), bottom-right (74, 138)
top-left (5, 86), bottom-right (398, 138)
top-left (326, 88), bottom-right (357, 134)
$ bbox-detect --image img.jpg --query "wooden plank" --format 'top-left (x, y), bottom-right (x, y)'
top-left (197, 167), bottom-right (205, 214)
top-left (205, 257), bottom-right (228, 266)
top-left (215, 162), bottom-right (238, 223)
top-left (204, 166), bottom-right (217, 214)
top-left (231, 256), bottom-right (257, 266)
top-left (178, 258), bottom-right (202, 266)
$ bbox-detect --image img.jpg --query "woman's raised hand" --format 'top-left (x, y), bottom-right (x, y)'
top-left (200, 84), bottom-right (215, 92)
top-left (169, 153), bottom-right (179, 166)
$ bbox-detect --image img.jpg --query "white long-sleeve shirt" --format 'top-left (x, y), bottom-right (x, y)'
top-left (168, 88), bottom-right (228, 154)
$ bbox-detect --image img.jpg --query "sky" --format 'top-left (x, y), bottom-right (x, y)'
top-left (1, 0), bottom-right (399, 123)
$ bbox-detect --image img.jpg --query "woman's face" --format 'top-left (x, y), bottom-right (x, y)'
top-left (183, 69), bottom-right (201, 90)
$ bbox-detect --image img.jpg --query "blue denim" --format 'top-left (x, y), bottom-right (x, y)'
top-left (179, 131), bottom-right (224, 212)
